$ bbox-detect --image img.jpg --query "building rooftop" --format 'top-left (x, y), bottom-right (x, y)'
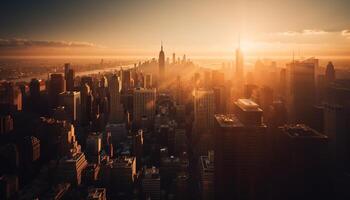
top-left (215, 114), bottom-right (243, 128)
top-left (200, 156), bottom-right (214, 172)
top-left (144, 167), bottom-right (160, 179)
top-left (112, 157), bottom-right (135, 168)
top-left (59, 91), bottom-right (80, 96)
top-left (235, 99), bottom-right (262, 112)
top-left (87, 188), bottom-right (106, 200)
top-left (281, 124), bottom-right (328, 139)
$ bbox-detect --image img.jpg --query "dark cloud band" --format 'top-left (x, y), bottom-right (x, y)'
top-left (0, 38), bottom-right (95, 48)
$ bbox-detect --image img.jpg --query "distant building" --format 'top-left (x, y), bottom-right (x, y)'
top-left (80, 83), bottom-right (93, 125)
top-left (0, 81), bottom-right (22, 111)
top-left (56, 151), bottom-right (88, 186)
top-left (286, 58), bottom-right (317, 124)
top-left (234, 44), bottom-right (244, 90)
top-left (325, 61), bottom-right (335, 84)
top-left (142, 167), bottom-right (161, 200)
top-left (108, 74), bottom-right (124, 123)
top-left (194, 89), bottom-right (215, 131)
top-left (21, 136), bottom-right (40, 165)
top-left (0, 114), bottom-right (13, 135)
top-left (111, 157), bottom-right (136, 195)
top-left (37, 117), bottom-right (79, 159)
top-left (86, 132), bottom-right (102, 164)
top-left (87, 187), bottom-right (107, 200)
top-left (49, 73), bottom-right (65, 108)
top-left (82, 164), bottom-right (100, 185)
top-left (133, 88), bottom-right (156, 125)
top-left (0, 144), bottom-right (19, 172)
top-left (0, 175), bottom-right (19, 199)
top-left (159, 44), bottom-right (165, 85)
top-left (199, 151), bottom-right (214, 200)
top-left (64, 63), bottom-right (75, 91)
top-left (106, 122), bottom-right (127, 145)
top-left (59, 91), bottom-right (81, 123)
top-left (144, 74), bottom-right (153, 89)
top-left (133, 129), bottom-right (143, 169)
top-left (121, 70), bottom-right (131, 92)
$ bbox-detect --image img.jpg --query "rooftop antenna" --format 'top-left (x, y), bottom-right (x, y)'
top-left (161, 40), bottom-right (163, 51)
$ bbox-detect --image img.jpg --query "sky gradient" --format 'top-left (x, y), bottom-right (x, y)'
top-left (1, 0), bottom-right (350, 57)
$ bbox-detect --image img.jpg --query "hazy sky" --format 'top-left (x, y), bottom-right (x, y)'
top-left (1, 0), bottom-right (350, 57)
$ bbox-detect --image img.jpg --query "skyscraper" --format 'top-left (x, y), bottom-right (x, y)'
top-left (80, 83), bottom-right (93, 125)
top-left (286, 58), bottom-right (316, 124)
top-left (325, 61), bottom-right (335, 84)
top-left (235, 44), bottom-right (244, 81)
top-left (64, 63), bottom-right (75, 91)
top-left (214, 99), bottom-right (267, 200)
top-left (172, 53), bottom-right (176, 64)
top-left (144, 74), bottom-right (153, 89)
top-left (108, 74), bottom-right (124, 123)
top-left (158, 43), bottom-right (165, 85)
top-left (194, 89), bottom-right (215, 131)
top-left (133, 88), bottom-right (156, 126)
top-left (121, 70), bottom-right (131, 92)
top-left (59, 91), bottom-right (81, 123)
top-left (273, 124), bottom-right (330, 200)
top-left (49, 73), bottom-right (65, 109)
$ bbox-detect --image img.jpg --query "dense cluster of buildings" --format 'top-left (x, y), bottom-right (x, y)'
top-left (0, 44), bottom-right (349, 200)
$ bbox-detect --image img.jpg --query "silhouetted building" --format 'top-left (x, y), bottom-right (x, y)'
top-left (111, 157), bottom-right (136, 196)
top-left (81, 83), bottom-right (93, 125)
top-left (0, 114), bottom-right (13, 135)
top-left (121, 70), bottom-right (131, 92)
top-left (49, 73), bottom-right (65, 108)
top-left (286, 58), bottom-right (317, 124)
top-left (144, 74), bottom-right (153, 89)
top-left (87, 187), bottom-right (107, 200)
top-left (65, 63), bottom-right (75, 91)
top-left (0, 175), bottom-right (19, 199)
top-left (0, 81), bottom-right (22, 111)
top-left (59, 91), bottom-right (81, 123)
top-left (56, 150), bottom-right (88, 186)
top-left (274, 124), bottom-right (330, 200)
top-left (133, 88), bottom-right (156, 126)
top-left (194, 89), bottom-right (215, 131)
top-left (214, 99), bottom-right (267, 200)
top-left (325, 61), bottom-right (335, 84)
top-left (142, 167), bottom-right (161, 200)
top-left (199, 151), bottom-right (214, 200)
top-left (21, 136), bottom-right (40, 166)
top-left (0, 144), bottom-right (19, 173)
top-left (108, 74), bottom-right (124, 123)
top-left (158, 44), bottom-right (165, 86)
top-left (86, 132), bottom-right (102, 164)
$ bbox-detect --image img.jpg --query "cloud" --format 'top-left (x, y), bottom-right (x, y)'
top-left (273, 29), bottom-right (329, 36)
top-left (0, 38), bottom-right (96, 48)
top-left (341, 30), bottom-right (350, 39)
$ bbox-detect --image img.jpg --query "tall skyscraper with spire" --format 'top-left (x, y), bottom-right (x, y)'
top-left (235, 38), bottom-right (244, 81)
top-left (159, 42), bottom-right (165, 79)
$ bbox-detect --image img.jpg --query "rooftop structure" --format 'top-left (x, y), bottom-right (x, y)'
top-left (281, 124), bottom-right (328, 139)
top-left (236, 99), bottom-right (262, 112)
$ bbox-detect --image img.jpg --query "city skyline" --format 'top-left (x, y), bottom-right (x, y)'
top-left (1, 1), bottom-right (350, 200)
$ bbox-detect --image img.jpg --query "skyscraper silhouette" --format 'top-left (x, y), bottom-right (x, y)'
top-left (158, 42), bottom-right (165, 85)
